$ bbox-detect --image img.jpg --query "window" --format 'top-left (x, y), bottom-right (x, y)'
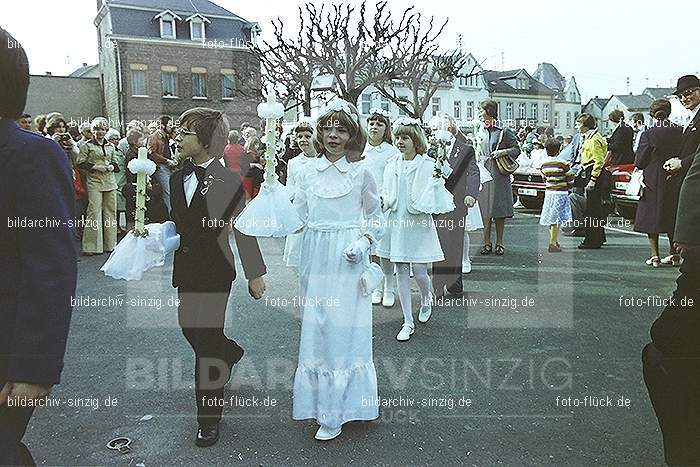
top-left (531, 103), bottom-right (538, 120)
top-left (221, 73), bottom-right (235, 99)
top-left (459, 76), bottom-right (467, 86)
top-left (519, 103), bottom-right (526, 119)
top-left (398, 95), bottom-right (407, 116)
top-left (431, 97), bottom-right (441, 116)
top-left (453, 100), bottom-right (461, 119)
top-left (543, 103), bottom-right (549, 123)
top-left (191, 21), bottom-right (204, 40)
top-left (554, 111), bottom-right (560, 128)
top-left (157, 11), bottom-right (180, 39)
top-left (361, 94), bottom-right (371, 115)
top-left (466, 101), bottom-right (474, 119)
top-left (505, 102), bottom-right (513, 121)
top-left (129, 64), bottom-right (147, 96)
top-left (192, 70), bottom-right (207, 98)
top-left (380, 96), bottom-right (390, 113)
top-left (566, 111), bottom-right (572, 129)
top-left (161, 68), bottom-right (178, 97)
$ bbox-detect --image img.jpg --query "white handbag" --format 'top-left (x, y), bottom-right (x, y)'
top-left (360, 263), bottom-right (384, 296)
top-left (625, 170), bottom-right (644, 197)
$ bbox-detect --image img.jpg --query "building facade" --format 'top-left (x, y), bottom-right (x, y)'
top-left (601, 94), bottom-right (654, 134)
top-left (94, 0), bottom-right (261, 130)
top-left (532, 63), bottom-right (582, 137)
top-left (25, 74), bottom-right (104, 125)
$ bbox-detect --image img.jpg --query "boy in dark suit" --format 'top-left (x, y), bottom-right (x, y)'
top-left (432, 117), bottom-right (480, 300)
top-left (170, 108), bottom-right (266, 447)
top-left (1, 28), bottom-right (77, 465)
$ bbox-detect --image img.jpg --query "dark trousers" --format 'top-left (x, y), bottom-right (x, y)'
top-left (433, 208), bottom-right (466, 293)
top-left (642, 250), bottom-right (700, 465)
top-left (582, 186), bottom-right (606, 246)
top-left (0, 372), bottom-right (37, 466)
top-left (177, 285), bottom-right (241, 426)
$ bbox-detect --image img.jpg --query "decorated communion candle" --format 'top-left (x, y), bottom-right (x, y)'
top-left (134, 146), bottom-right (148, 234)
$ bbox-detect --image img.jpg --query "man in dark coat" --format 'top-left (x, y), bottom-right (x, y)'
top-left (432, 118), bottom-right (480, 299)
top-left (642, 75), bottom-right (700, 466)
top-left (170, 108), bottom-right (266, 448)
top-left (606, 109), bottom-right (635, 166)
top-left (1, 28), bottom-right (77, 465)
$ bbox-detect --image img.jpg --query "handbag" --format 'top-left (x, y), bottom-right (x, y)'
top-left (360, 263), bottom-right (384, 297)
top-left (625, 169), bottom-right (644, 197)
top-left (492, 129), bottom-right (520, 176)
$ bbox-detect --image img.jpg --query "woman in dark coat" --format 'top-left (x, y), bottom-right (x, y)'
top-left (478, 100), bottom-right (521, 256)
top-left (633, 99), bottom-right (683, 267)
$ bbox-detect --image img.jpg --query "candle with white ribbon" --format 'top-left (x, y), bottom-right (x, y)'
top-left (263, 84), bottom-right (278, 187)
top-left (134, 147), bottom-right (148, 235)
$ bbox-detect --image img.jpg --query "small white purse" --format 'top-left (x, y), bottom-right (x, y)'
top-left (360, 263), bottom-right (384, 296)
top-left (626, 170), bottom-right (644, 197)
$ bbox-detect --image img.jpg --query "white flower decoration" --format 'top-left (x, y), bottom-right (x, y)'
top-left (369, 107), bottom-right (391, 118)
top-left (128, 158), bottom-right (157, 176)
top-left (257, 101), bottom-right (285, 120)
top-left (320, 99), bottom-right (359, 123)
top-left (393, 116), bottom-right (422, 129)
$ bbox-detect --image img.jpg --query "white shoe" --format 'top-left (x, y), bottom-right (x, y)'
top-left (660, 254), bottom-right (682, 267)
top-left (418, 294), bottom-right (433, 323)
top-left (396, 323), bottom-right (414, 341)
top-left (382, 290), bottom-right (395, 307)
top-left (315, 424), bottom-right (342, 441)
top-left (462, 259), bottom-right (472, 274)
top-left (371, 288), bottom-right (383, 305)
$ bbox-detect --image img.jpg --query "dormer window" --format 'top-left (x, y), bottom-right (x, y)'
top-left (154, 10), bottom-right (181, 39)
top-left (185, 14), bottom-right (210, 42)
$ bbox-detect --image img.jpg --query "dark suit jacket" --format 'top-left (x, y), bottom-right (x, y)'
top-left (607, 122), bottom-right (635, 166)
top-left (0, 119), bottom-right (77, 385)
top-left (443, 140), bottom-right (479, 206)
top-left (679, 109), bottom-right (700, 171)
top-left (169, 159), bottom-right (266, 292)
top-left (675, 146), bottom-right (700, 245)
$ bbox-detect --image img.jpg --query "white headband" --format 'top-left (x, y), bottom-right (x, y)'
top-left (320, 99), bottom-right (359, 124)
top-left (393, 116), bottom-right (422, 130)
top-left (369, 107), bottom-right (391, 118)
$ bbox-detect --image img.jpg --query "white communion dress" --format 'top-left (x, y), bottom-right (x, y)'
top-left (292, 155), bottom-right (385, 429)
top-left (361, 141), bottom-right (400, 255)
top-left (283, 153), bottom-right (317, 267)
top-left (376, 154), bottom-right (445, 264)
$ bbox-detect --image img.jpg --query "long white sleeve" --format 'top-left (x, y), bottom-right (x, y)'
top-left (360, 168), bottom-right (385, 244)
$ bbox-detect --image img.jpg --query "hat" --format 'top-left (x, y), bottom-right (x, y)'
top-left (674, 75), bottom-right (700, 96)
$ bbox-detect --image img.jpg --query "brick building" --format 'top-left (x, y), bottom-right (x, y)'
top-left (94, 0), bottom-right (261, 130)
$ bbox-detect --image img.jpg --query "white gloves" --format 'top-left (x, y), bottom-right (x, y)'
top-left (342, 236), bottom-right (371, 263)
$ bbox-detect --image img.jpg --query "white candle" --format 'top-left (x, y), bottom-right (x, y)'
top-left (134, 147), bottom-right (148, 234)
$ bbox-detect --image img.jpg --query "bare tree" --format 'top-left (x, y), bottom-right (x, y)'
top-left (249, 8), bottom-right (317, 115)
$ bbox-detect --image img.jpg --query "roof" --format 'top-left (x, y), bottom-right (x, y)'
top-left (69, 63), bottom-right (100, 77)
top-left (643, 87), bottom-right (675, 99)
top-left (610, 94), bottom-right (654, 110)
top-left (484, 69), bottom-right (555, 96)
top-left (585, 97), bottom-right (609, 110)
top-left (532, 63), bottom-right (566, 91)
top-left (106, 0), bottom-right (240, 17)
top-left (106, 0), bottom-right (253, 41)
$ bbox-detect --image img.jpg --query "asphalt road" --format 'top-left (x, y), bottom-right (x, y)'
top-left (23, 210), bottom-right (678, 466)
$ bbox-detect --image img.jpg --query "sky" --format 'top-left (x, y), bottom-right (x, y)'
top-left (2, 0), bottom-right (698, 102)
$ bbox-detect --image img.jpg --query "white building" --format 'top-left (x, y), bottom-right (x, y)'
top-left (532, 63), bottom-right (582, 137)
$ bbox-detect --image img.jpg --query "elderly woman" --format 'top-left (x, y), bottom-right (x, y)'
top-left (633, 99), bottom-right (683, 267)
top-left (576, 113), bottom-right (608, 249)
top-left (478, 99), bottom-right (521, 256)
top-left (45, 113), bottom-right (79, 163)
top-left (76, 117), bottom-right (120, 255)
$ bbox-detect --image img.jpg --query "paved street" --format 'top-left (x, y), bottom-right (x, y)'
top-left (24, 210), bottom-right (675, 466)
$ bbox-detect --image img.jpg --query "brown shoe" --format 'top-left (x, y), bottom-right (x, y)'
top-left (548, 244), bottom-right (562, 253)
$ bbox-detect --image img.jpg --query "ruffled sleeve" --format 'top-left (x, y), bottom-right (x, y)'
top-left (360, 167), bottom-right (385, 245)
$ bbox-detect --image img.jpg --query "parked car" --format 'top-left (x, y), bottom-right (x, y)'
top-left (512, 163), bottom-right (639, 218)
top-left (608, 163), bottom-right (639, 220)
top-left (512, 166), bottom-right (545, 209)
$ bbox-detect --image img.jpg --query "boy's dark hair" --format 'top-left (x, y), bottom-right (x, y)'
top-left (545, 138), bottom-right (561, 156)
top-left (178, 107), bottom-right (230, 158)
top-left (576, 113), bottom-right (596, 130)
top-left (480, 99), bottom-right (498, 118)
top-left (159, 115), bottom-right (171, 127)
top-left (20, 113), bottom-right (31, 119)
top-left (608, 109), bottom-right (624, 123)
top-left (0, 27), bottom-right (30, 119)
top-left (631, 112), bottom-right (645, 124)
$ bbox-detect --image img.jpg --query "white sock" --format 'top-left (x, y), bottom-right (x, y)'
top-left (396, 263), bottom-right (413, 327)
top-left (463, 231), bottom-right (471, 266)
top-left (380, 257), bottom-right (395, 293)
top-left (412, 263), bottom-right (432, 307)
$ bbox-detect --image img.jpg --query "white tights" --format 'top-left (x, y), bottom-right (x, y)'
top-left (395, 263), bottom-right (432, 328)
top-left (379, 257), bottom-right (395, 292)
top-left (462, 230), bottom-right (471, 266)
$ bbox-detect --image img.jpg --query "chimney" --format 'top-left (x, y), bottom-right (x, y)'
top-left (45, 71), bottom-right (52, 76)
top-left (82, 62), bottom-right (88, 67)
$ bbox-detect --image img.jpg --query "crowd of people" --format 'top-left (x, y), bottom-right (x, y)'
top-left (2, 24), bottom-right (699, 464)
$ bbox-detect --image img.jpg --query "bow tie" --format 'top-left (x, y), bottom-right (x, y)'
top-left (183, 159), bottom-right (207, 182)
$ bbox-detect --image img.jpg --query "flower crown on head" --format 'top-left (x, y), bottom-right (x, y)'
top-left (320, 99), bottom-right (359, 124)
top-left (393, 116), bottom-right (422, 130)
top-left (368, 107), bottom-right (391, 119)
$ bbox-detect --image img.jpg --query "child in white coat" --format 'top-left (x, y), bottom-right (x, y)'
top-left (376, 119), bottom-right (445, 341)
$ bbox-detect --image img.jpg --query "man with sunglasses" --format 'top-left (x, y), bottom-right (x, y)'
top-left (642, 75), bottom-right (700, 466)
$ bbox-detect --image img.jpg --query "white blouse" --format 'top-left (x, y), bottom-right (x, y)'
top-left (361, 141), bottom-right (400, 192)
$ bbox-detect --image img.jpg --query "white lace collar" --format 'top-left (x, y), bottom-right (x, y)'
top-left (316, 155), bottom-right (350, 173)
